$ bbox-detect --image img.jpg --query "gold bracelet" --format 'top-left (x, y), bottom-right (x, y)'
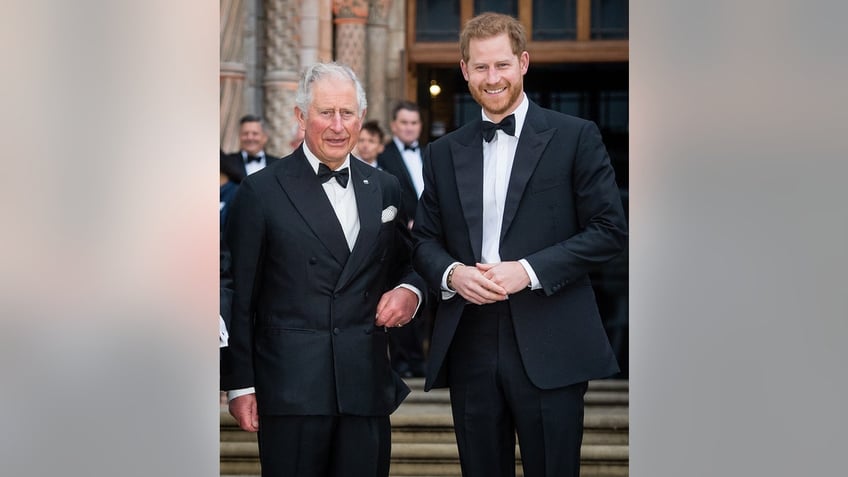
top-left (446, 264), bottom-right (461, 291)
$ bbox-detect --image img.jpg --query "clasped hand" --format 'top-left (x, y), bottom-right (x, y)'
top-left (451, 262), bottom-right (530, 305)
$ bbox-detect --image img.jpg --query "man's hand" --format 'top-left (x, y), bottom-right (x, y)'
top-left (375, 287), bottom-right (418, 328)
top-left (477, 262), bottom-right (530, 295)
top-left (450, 264), bottom-right (508, 305)
top-left (229, 393), bottom-right (259, 432)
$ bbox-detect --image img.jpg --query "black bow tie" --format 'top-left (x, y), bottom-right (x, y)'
top-left (317, 163), bottom-right (350, 188)
top-left (245, 154), bottom-right (263, 164)
top-left (403, 143), bottom-right (418, 152)
top-left (481, 114), bottom-right (516, 142)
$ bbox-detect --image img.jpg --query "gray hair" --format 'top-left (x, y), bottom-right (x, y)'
top-left (295, 62), bottom-right (367, 117)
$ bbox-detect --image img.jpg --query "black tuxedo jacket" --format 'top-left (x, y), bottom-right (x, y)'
top-left (221, 151), bottom-right (280, 184)
top-left (413, 101), bottom-right (627, 391)
top-left (377, 141), bottom-right (420, 222)
top-left (224, 147), bottom-right (424, 416)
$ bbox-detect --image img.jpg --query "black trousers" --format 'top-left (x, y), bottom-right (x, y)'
top-left (257, 414), bottom-right (391, 477)
top-left (448, 302), bottom-right (588, 477)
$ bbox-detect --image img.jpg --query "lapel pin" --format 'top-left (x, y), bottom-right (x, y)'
top-left (363, 179), bottom-right (369, 185)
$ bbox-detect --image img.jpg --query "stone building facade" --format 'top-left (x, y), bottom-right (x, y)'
top-left (220, 0), bottom-right (407, 157)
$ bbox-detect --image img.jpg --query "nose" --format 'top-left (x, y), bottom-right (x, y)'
top-left (486, 67), bottom-right (500, 84)
top-left (330, 112), bottom-right (344, 131)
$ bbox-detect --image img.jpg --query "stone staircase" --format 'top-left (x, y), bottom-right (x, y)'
top-left (221, 379), bottom-right (628, 476)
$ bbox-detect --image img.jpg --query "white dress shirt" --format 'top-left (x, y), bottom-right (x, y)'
top-left (303, 143), bottom-right (360, 250)
top-left (241, 150), bottom-right (267, 176)
top-left (393, 137), bottom-right (425, 198)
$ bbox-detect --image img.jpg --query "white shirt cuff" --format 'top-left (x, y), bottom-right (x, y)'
top-left (227, 388), bottom-right (255, 402)
top-left (519, 259), bottom-right (542, 290)
top-left (440, 261), bottom-right (462, 300)
top-left (219, 315), bottom-right (229, 348)
top-left (395, 284), bottom-right (423, 317)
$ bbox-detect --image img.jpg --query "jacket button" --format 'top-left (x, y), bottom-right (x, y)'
top-left (309, 257), bottom-right (317, 265)
top-left (333, 328), bottom-right (340, 335)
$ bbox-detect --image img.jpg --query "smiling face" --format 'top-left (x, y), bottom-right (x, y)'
top-left (460, 33), bottom-right (529, 123)
top-left (295, 76), bottom-right (364, 169)
top-left (238, 120), bottom-right (267, 156)
top-left (390, 108), bottom-right (422, 145)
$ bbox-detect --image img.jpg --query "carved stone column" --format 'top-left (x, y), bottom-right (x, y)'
top-left (386, 0), bottom-right (406, 126)
top-left (220, 0), bottom-right (246, 153)
top-left (333, 0), bottom-right (368, 80)
top-left (302, 0), bottom-right (335, 67)
top-left (263, 0), bottom-right (302, 157)
top-left (366, 0), bottom-right (391, 124)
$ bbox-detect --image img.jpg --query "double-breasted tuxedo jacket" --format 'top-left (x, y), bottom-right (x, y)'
top-left (221, 151), bottom-right (280, 184)
top-left (412, 101), bottom-right (628, 391)
top-left (224, 147), bottom-right (424, 416)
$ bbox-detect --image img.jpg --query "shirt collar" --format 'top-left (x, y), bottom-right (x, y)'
top-left (241, 150), bottom-right (265, 160)
top-left (393, 136), bottom-right (419, 152)
top-left (481, 92), bottom-right (528, 139)
top-left (302, 141), bottom-right (351, 174)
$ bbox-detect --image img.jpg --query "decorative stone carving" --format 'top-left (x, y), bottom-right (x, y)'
top-left (220, 0), bottom-right (246, 152)
top-left (333, 0), bottom-right (369, 19)
top-left (333, 0), bottom-right (368, 79)
top-left (263, 0), bottom-right (302, 157)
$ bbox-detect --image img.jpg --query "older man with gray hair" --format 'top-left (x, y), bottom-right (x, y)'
top-left (223, 62), bottom-right (424, 477)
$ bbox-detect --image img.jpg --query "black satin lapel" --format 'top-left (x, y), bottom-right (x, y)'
top-left (500, 121), bottom-right (555, 241)
top-left (277, 155), bottom-right (350, 266)
top-left (452, 139), bottom-right (484, 262)
top-left (335, 163), bottom-right (380, 290)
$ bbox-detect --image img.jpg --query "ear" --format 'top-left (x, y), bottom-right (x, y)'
top-left (460, 59), bottom-right (470, 81)
top-left (519, 51), bottom-right (530, 75)
top-left (294, 106), bottom-right (306, 128)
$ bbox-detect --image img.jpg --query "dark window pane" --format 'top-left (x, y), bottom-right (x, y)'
top-left (474, 0), bottom-right (518, 17)
top-left (454, 94), bottom-right (480, 128)
top-left (533, 0), bottom-right (576, 40)
top-left (591, 0), bottom-right (628, 39)
top-left (550, 92), bottom-right (589, 118)
top-left (599, 90), bottom-right (628, 132)
top-left (416, 0), bottom-right (461, 42)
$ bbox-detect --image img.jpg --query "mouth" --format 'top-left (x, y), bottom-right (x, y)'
top-left (484, 86), bottom-right (506, 95)
top-left (324, 138), bottom-right (348, 146)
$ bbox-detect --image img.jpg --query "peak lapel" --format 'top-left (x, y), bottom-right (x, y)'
top-left (501, 105), bottom-right (555, 241)
top-left (452, 123), bottom-right (485, 262)
top-left (276, 153), bottom-right (350, 266)
top-left (335, 161), bottom-right (380, 291)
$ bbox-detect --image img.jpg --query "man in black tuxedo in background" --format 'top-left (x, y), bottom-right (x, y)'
top-left (223, 62), bottom-right (424, 477)
top-left (220, 114), bottom-right (280, 184)
top-left (377, 101), bottom-right (429, 378)
top-left (412, 13), bottom-right (628, 477)
top-left (377, 101), bottom-right (424, 227)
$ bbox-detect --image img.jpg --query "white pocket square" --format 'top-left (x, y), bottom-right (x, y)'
top-left (381, 205), bottom-right (397, 223)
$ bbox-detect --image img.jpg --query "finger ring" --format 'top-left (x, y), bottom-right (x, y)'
top-left (397, 323), bottom-right (404, 328)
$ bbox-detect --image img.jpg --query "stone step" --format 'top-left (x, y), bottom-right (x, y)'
top-left (404, 388), bottom-right (628, 406)
top-left (402, 379), bottom-right (628, 407)
top-left (221, 442), bottom-right (628, 476)
top-left (221, 379), bottom-right (629, 476)
top-left (221, 408), bottom-right (628, 442)
top-left (404, 378), bottom-right (628, 389)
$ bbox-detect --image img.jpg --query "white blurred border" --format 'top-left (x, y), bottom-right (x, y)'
top-left (0, 2), bottom-right (219, 476)
top-left (631, 1), bottom-right (848, 476)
